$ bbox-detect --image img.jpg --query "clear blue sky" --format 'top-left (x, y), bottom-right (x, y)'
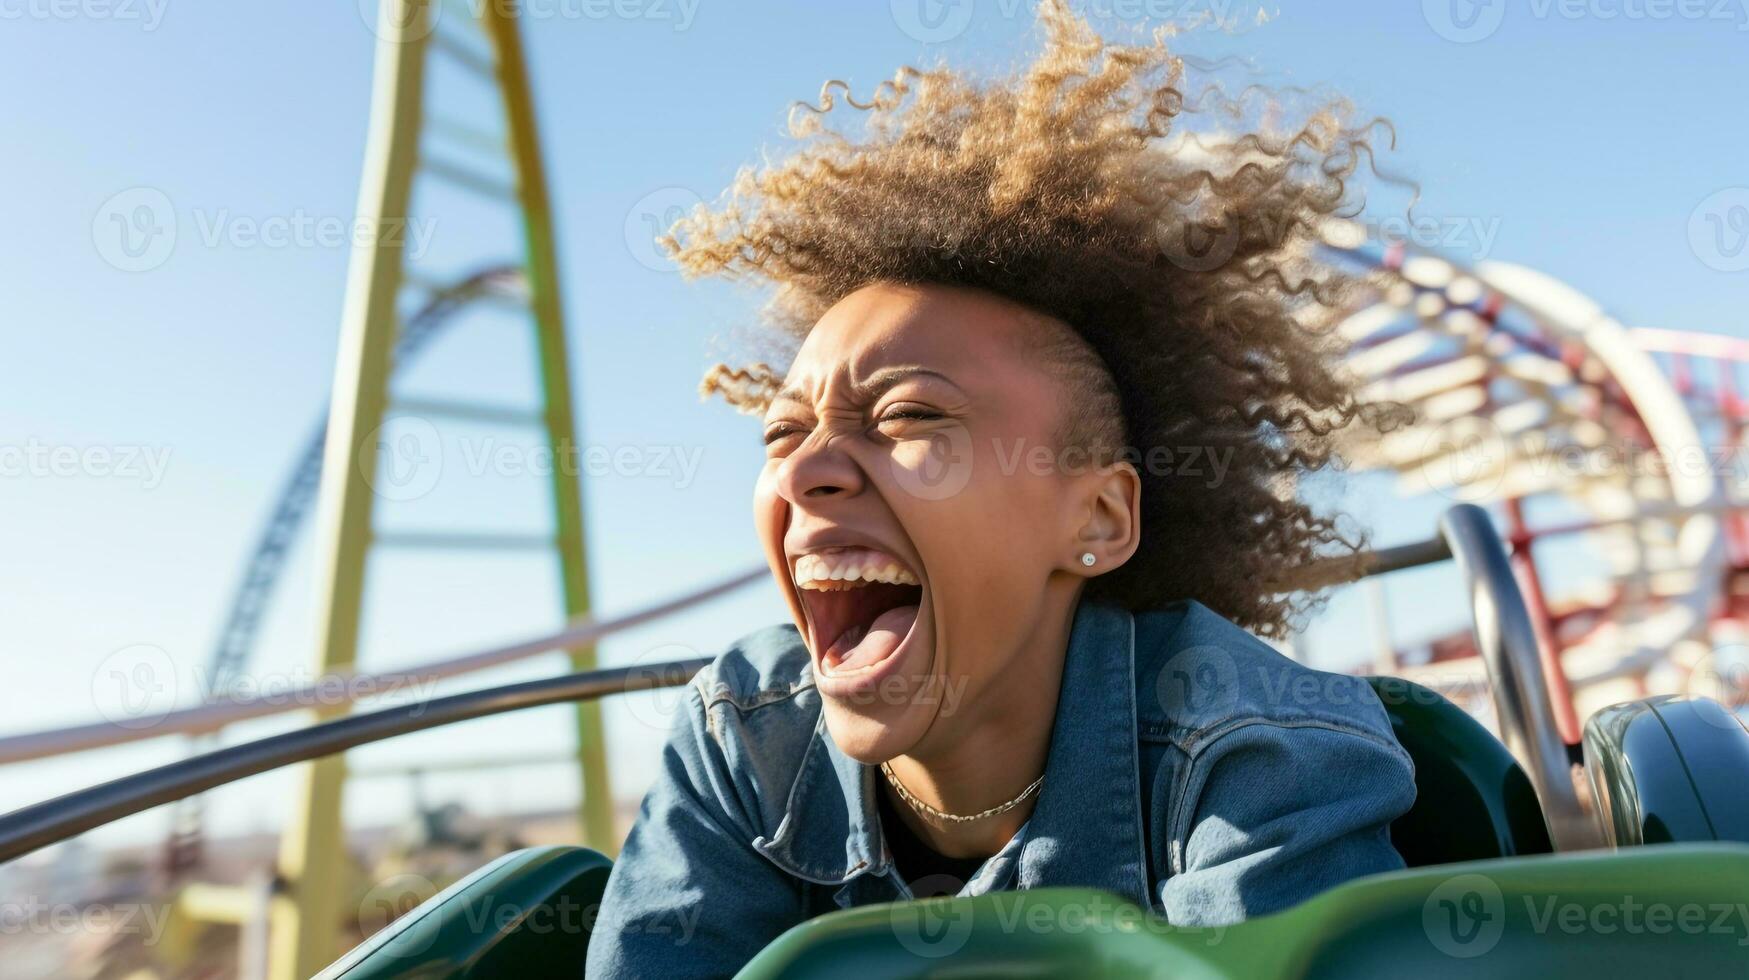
top-left (2, 1), bottom-right (1745, 849)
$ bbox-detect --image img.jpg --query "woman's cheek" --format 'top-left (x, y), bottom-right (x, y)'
top-left (885, 425), bottom-right (976, 503)
top-left (752, 462), bottom-right (789, 547)
top-left (752, 462), bottom-right (807, 628)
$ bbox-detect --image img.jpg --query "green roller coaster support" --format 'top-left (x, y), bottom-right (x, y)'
top-left (271, 1), bottom-right (610, 976)
top-left (271, 2), bottom-right (429, 977)
top-left (479, 0), bottom-right (617, 860)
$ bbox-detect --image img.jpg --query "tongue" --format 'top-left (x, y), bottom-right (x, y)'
top-left (830, 603), bottom-right (919, 673)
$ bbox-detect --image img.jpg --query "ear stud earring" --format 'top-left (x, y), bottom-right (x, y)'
top-left (1081, 552), bottom-right (1096, 567)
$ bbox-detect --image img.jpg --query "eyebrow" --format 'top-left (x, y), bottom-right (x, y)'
top-left (770, 366), bottom-right (963, 407)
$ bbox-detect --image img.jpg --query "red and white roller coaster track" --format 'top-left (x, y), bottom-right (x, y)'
top-left (1325, 223), bottom-right (1748, 737)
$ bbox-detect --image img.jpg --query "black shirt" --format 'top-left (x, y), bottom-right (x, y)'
top-left (876, 785), bottom-right (989, 898)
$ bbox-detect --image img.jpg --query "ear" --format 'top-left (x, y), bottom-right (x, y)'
top-left (1066, 462), bottom-right (1141, 576)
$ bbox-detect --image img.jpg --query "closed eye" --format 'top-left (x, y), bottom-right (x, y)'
top-left (763, 422), bottom-right (807, 446)
top-left (877, 407), bottom-right (945, 424)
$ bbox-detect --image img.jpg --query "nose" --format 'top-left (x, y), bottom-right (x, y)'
top-left (774, 429), bottom-right (866, 505)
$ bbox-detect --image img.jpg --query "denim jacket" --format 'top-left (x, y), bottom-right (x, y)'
top-left (586, 599), bottom-right (1416, 978)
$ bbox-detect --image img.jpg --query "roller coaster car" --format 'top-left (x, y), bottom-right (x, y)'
top-left (317, 505), bottom-right (1749, 979)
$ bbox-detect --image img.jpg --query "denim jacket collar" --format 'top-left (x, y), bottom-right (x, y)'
top-left (755, 601), bottom-right (1151, 908)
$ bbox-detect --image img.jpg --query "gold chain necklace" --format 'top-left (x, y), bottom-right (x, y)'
top-left (879, 761), bottom-right (1044, 825)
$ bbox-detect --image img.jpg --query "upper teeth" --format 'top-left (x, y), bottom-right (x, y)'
top-left (794, 551), bottom-right (920, 590)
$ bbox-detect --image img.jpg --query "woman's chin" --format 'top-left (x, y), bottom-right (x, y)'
top-left (813, 619), bottom-right (940, 763)
top-left (819, 698), bottom-right (933, 764)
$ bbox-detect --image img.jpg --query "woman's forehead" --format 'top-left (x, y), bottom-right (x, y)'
top-left (785, 283), bottom-right (1050, 390)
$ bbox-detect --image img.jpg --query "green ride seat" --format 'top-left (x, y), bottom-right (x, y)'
top-left (1366, 676), bottom-right (1553, 865)
top-left (316, 844), bottom-right (612, 980)
top-left (737, 844), bottom-right (1749, 979)
top-left (321, 678), bottom-right (1556, 978)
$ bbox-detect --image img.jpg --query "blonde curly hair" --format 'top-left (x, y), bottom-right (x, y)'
top-left (663, 0), bottom-right (1402, 637)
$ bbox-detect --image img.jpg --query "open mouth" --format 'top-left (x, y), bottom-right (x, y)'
top-left (792, 548), bottom-right (923, 676)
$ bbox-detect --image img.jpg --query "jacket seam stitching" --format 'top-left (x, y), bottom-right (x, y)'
top-left (696, 678), bottom-right (814, 713)
top-left (1124, 612), bottom-right (1157, 912)
top-left (754, 713), bottom-right (880, 887)
top-left (1165, 713), bottom-right (1398, 756)
top-left (1166, 718), bottom-right (1412, 875)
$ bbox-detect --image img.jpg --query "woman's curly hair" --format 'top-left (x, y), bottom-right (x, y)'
top-left (663, 0), bottom-right (1403, 638)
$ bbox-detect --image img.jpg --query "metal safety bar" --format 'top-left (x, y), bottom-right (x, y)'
top-left (1437, 504), bottom-right (1601, 851)
top-left (0, 658), bottom-right (709, 864)
top-left (1298, 504), bottom-right (1599, 849)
